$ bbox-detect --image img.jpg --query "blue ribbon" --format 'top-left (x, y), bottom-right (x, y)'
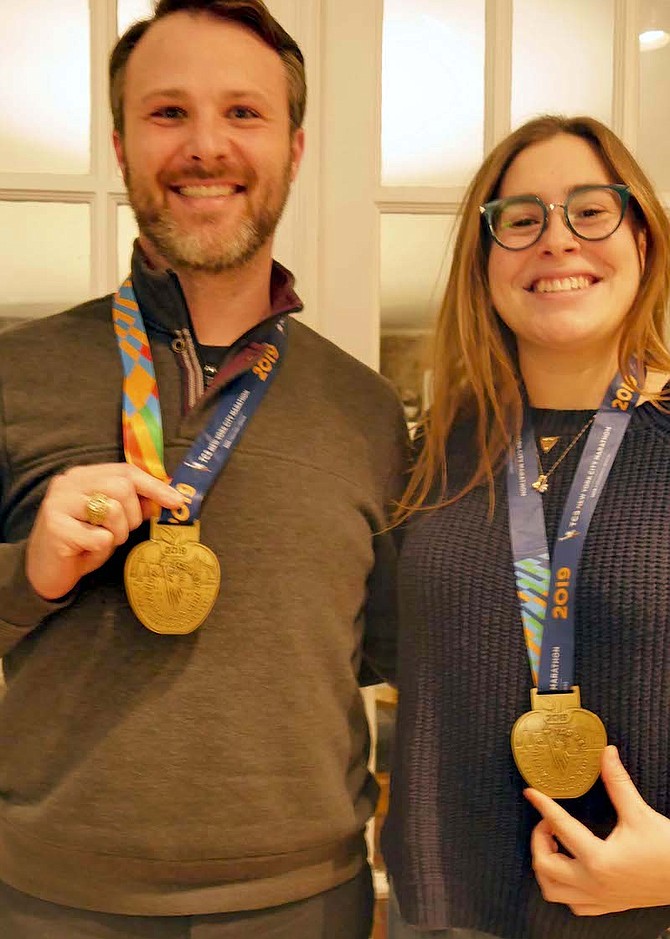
top-left (116, 281), bottom-right (286, 527)
top-left (507, 374), bottom-right (637, 692)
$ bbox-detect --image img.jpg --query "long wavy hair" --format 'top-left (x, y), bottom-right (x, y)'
top-left (397, 115), bottom-right (670, 521)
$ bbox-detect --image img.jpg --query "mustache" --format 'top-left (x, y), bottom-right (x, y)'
top-left (161, 165), bottom-right (252, 185)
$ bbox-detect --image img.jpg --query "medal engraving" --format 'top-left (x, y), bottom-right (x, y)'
top-left (125, 519), bottom-right (220, 634)
top-left (511, 686), bottom-right (606, 798)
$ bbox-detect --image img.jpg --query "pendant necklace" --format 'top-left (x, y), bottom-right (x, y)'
top-left (532, 415), bottom-right (595, 494)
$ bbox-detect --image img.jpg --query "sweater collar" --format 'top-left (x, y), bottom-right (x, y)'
top-left (128, 241), bottom-right (303, 340)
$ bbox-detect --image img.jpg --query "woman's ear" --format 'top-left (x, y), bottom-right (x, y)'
top-left (636, 226), bottom-right (647, 271)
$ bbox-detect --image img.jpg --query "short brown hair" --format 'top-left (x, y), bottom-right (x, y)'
top-left (109, 0), bottom-right (306, 138)
top-left (398, 115), bottom-right (670, 519)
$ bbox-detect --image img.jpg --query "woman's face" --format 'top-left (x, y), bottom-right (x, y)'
top-left (487, 133), bottom-right (645, 361)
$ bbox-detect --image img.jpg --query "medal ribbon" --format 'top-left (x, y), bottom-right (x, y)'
top-left (113, 279), bottom-right (168, 481)
top-left (507, 374), bottom-right (637, 691)
top-left (112, 276), bottom-right (286, 524)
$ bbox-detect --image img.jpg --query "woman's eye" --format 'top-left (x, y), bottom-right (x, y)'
top-left (509, 216), bottom-right (538, 229)
top-left (500, 214), bottom-right (540, 231)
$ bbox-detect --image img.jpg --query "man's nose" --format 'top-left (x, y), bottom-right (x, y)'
top-left (185, 113), bottom-right (232, 164)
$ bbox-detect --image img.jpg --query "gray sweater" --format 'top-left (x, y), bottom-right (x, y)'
top-left (0, 252), bottom-right (407, 915)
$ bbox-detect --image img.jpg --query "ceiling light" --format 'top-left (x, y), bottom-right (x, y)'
top-left (639, 1), bottom-right (670, 51)
top-left (639, 27), bottom-right (670, 50)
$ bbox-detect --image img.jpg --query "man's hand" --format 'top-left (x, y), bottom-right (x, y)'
top-left (526, 745), bottom-right (670, 916)
top-left (26, 464), bottom-right (184, 600)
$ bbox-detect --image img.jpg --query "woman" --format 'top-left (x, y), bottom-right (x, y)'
top-left (382, 115), bottom-right (670, 939)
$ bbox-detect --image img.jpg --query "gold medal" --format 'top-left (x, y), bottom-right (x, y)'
top-left (124, 519), bottom-right (220, 635)
top-left (511, 686), bottom-right (606, 798)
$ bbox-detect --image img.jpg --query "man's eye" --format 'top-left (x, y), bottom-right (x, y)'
top-left (228, 106), bottom-right (259, 120)
top-left (151, 106), bottom-right (186, 120)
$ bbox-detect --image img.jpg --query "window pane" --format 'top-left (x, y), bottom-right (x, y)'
top-left (2, 202), bottom-right (90, 311)
top-left (511, 0), bottom-right (614, 129)
top-left (118, 0), bottom-right (155, 34)
top-left (0, 1), bottom-right (90, 174)
top-left (638, 35), bottom-right (670, 191)
top-left (382, 0), bottom-right (485, 187)
top-left (381, 214), bottom-right (456, 330)
top-left (117, 205), bottom-right (139, 283)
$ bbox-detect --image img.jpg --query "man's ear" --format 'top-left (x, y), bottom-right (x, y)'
top-left (289, 128), bottom-right (305, 182)
top-left (113, 130), bottom-right (127, 180)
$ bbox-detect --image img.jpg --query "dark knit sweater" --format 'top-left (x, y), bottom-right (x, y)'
top-left (382, 401), bottom-right (670, 939)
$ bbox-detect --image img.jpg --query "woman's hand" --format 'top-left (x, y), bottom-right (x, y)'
top-left (525, 745), bottom-right (670, 916)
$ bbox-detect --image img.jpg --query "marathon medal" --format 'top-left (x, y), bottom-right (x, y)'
top-left (511, 688), bottom-right (607, 799)
top-left (113, 277), bottom-right (286, 634)
top-left (507, 375), bottom-right (637, 796)
top-left (125, 520), bottom-right (220, 635)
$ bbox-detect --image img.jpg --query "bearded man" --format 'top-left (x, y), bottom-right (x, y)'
top-left (0, 3), bottom-right (406, 937)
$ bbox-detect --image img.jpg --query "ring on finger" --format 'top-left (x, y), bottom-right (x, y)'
top-left (85, 491), bottom-right (112, 527)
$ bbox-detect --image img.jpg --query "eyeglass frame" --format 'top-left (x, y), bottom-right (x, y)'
top-left (479, 183), bottom-right (631, 251)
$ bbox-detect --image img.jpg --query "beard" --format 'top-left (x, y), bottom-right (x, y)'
top-left (124, 160), bottom-right (293, 274)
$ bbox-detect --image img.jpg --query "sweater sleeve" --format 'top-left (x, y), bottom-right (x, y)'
top-left (359, 403), bottom-right (410, 687)
top-left (0, 368), bottom-right (72, 657)
top-left (0, 540), bottom-right (73, 656)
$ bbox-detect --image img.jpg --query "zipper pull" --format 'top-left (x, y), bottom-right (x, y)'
top-left (203, 364), bottom-right (218, 388)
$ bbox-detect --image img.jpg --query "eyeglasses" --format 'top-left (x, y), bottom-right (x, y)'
top-left (480, 184), bottom-right (631, 251)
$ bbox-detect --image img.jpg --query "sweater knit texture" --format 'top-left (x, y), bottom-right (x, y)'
top-left (0, 249), bottom-right (408, 915)
top-left (382, 403), bottom-right (670, 939)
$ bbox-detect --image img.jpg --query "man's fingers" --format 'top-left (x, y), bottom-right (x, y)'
top-left (26, 463), bottom-right (186, 600)
top-left (58, 465), bottom-right (185, 532)
top-left (51, 516), bottom-right (116, 558)
top-left (61, 463), bottom-right (183, 513)
top-left (117, 465), bottom-right (183, 508)
top-left (79, 494), bottom-right (130, 545)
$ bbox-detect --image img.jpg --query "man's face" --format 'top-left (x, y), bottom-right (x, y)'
top-left (114, 11), bottom-right (304, 273)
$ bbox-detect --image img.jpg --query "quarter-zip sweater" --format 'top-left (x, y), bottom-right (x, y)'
top-left (0, 248), bottom-right (407, 915)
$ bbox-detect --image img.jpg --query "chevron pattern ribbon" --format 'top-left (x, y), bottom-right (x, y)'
top-left (112, 278), bottom-right (168, 482)
top-left (513, 553), bottom-right (550, 686)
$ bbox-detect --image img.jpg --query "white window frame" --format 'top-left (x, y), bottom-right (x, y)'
top-left (0, 0), bottom-right (321, 329)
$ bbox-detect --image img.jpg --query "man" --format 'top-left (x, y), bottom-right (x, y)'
top-left (0, 2), bottom-right (407, 937)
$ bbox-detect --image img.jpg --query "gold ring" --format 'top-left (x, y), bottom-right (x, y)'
top-left (85, 491), bottom-right (111, 527)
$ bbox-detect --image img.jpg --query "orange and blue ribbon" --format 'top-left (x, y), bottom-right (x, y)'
top-left (112, 277), bottom-right (286, 524)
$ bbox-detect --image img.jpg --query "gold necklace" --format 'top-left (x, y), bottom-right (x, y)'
top-left (531, 416), bottom-right (595, 494)
top-left (538, 436), bottom-right (559, 454)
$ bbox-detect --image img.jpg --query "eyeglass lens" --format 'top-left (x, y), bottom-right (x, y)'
top-left (491, 187), bottom-right (624, 249)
